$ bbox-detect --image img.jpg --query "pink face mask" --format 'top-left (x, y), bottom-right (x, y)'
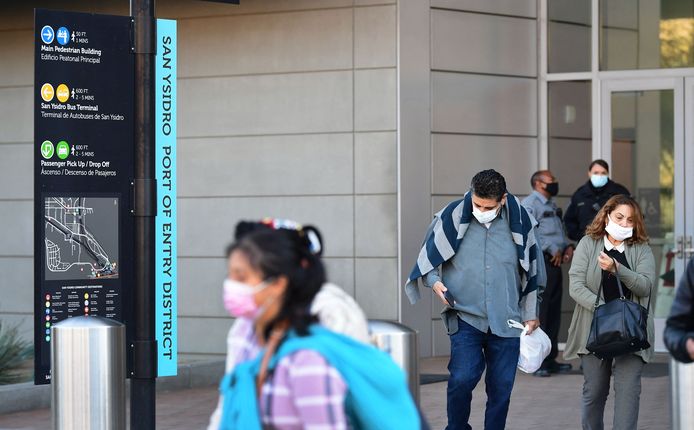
top-left (222, 279), bottom-right (269, 319)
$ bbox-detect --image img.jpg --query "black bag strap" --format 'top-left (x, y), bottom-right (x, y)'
top-left (593, 257), bottom-right (652, 310)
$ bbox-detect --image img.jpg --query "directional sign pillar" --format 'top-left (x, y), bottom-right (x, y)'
top-left (130, 0), bottom-right (157, 428)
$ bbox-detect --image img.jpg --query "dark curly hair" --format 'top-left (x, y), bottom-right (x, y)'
top-left (471, 169), bottom-right (507, 202)
top-left (585, 194), bottom-right (649, 245)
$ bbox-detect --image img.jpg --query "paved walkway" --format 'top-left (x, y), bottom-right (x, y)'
top-left (0, 355), bottom-right (671, 429)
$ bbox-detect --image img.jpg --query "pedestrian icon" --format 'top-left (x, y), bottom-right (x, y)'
top-left (41, 83), bottom-right (55, 102)
top-left (40, 25), bottom-right (54, 44)
top-left (56, 141), bottom-right (70, 160)
top-left (57, 27), bottom-right (70, 45)
top-left (41, 141), bottom-right (54, 159)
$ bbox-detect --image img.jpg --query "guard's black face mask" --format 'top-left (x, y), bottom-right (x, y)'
top-left (545, 182), bottom-right (559, 196)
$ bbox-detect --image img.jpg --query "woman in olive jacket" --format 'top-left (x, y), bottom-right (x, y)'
top-left (565, 194), bottom-right (655, 430)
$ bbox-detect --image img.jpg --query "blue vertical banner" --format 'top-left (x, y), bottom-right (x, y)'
top-left (155, 18), bottom-right (177, 377)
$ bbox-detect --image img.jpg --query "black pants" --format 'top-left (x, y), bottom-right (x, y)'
top-left (541, 253), bottom-right (563, 364)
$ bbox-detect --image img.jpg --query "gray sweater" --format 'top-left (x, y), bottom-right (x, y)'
top-left (564, 235), bottom-right (656, 362)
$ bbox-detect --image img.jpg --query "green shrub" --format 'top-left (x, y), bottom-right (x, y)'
top-left (0, 320), bottom-right (33, 384)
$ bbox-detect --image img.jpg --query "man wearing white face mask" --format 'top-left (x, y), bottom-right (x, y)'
top-left (404, 169), bottom-right (546, 430)
top-left (564, 159), bottom-right (630, 242)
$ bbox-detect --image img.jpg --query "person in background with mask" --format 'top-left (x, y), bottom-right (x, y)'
top-left (522, 170), bottom-right (573, 377)
top-left (208, 219), bottom-right (371, 430)
top-left (404, 169), bottom-right (545, 430)
top-left (564, 159), bottom-right (630, 242)
top-left (565, 195), bottom-right (655, 430)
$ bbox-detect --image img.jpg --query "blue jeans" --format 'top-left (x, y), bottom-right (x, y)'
top-left (446, 319), bottom-right (520, 430)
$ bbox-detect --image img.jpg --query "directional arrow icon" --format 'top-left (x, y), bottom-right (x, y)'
top-left (41, 141), bottom-right (54, 159)
top-left (40, 83), bottom-right (54, 102)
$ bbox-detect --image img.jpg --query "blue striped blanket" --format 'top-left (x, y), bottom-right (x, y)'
top-left (405, 191), bottom-right (541, 304)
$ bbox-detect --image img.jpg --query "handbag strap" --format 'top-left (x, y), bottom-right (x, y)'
top-left (592, 256), bottom-right (652, 310)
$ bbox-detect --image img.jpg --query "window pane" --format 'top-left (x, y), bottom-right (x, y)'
top-left (548, 81), bottom-right (592, 194)
top-left (548, 0), bottom-right (591, 73)
top-left (609, 89), bottom-right (675, 317)
top-left (601, 0), bottom-right (694, 70)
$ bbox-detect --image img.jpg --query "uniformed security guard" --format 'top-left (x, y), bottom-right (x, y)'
top-left (564, 159), bottom-right (630, 241)
top-left (522, 170), bottom-right (573, 377)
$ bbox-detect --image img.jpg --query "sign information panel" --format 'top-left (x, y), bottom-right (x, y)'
top-left (34, 9), bottom-right (134, 384)
top-left (155, 19), bottom-right (178, 377)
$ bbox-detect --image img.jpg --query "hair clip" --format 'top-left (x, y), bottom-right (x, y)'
top-left (259, 218), bottom-right (322, 255)
top-left (261, 217), bottom-right (302, 232)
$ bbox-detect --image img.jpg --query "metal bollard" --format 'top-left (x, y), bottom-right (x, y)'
top-left (51, 316), bottom-right (126, 430)
top-left (368, 320), bottom-right (419, 404)
top-left (670, 358), bottom-right (694, 430)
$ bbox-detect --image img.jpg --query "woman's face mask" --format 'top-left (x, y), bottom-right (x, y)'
top-left (222, 278), bottom-right (270, 319)
top-left (605, 214), bottom-right (633, 241)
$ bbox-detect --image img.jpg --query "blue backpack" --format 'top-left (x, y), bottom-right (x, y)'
top-left (219, 325), bottom-right (421, 430)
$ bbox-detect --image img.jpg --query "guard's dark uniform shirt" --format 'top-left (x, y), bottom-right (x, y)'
top-left (564, 179), bottom-right (630, 241)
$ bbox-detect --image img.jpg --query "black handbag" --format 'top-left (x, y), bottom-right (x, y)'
top-left (586, 263), bottom-right (651, 360)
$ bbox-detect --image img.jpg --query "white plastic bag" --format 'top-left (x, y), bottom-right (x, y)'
top-left (507, 319), bottom-right (551, 373)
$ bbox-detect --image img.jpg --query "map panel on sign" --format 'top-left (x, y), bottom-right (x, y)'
top-left (44, 196), bottom-right (119, 281)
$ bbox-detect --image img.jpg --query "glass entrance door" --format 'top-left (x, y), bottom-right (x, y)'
top-left (601, 77), bottom-right (690, 351)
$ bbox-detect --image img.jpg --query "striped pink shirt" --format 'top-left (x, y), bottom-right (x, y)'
top-left (227, 318), bottom-right (349, 430)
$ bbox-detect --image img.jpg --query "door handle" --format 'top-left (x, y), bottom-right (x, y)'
top-left (677, 236), bottom-right (694, 260)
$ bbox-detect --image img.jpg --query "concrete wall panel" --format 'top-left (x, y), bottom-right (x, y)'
top-left (355, 0), bottom-right (396, 5)
top-left (178, 257), bottom-right (227, 318)
top-left (0, 30), bottom-right (32, 87)
top-left (179, 71), bottom-right (353, 137)
top-left (0, 201), bottom-right (33, 257)
top-left (432, 10), bottom-right (536, 77)
top-left (355, 68), bottom-right (396, 131)
top-left (431, 195), bottom-right (466, 215)
top-left (355, 258), bottom-right (398, 320)
top-left (0, 87), bottom-right (33, 143)
top-left (159, 0), bottom-right (354, 20)
top-left (355, 132), bottom-right (396, 194)
top-left (323, 258), bottom-right (356, 296)
top-left (178, 134), bottom-right (353, 197)
top-left (179, 9), bottom-right (353, 77)
top-left (430, 0), bottom-right (537, 18)
top-left (0, 144), bottom-right (32, 199)
top-left (432, 134), bottom-right (538, 196)
top-left (354, 5), bottom-right (397, 68)
top-left (355, 194), bottom-right (397, 257)
top-left (178, 196), bottom-right (354, 258)
top-left (0, 258), bottom-right (33, 313)
top-left (178, 316), bottom-right (232, 355)
top-left (432, 72), bottom-right (537, 136)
